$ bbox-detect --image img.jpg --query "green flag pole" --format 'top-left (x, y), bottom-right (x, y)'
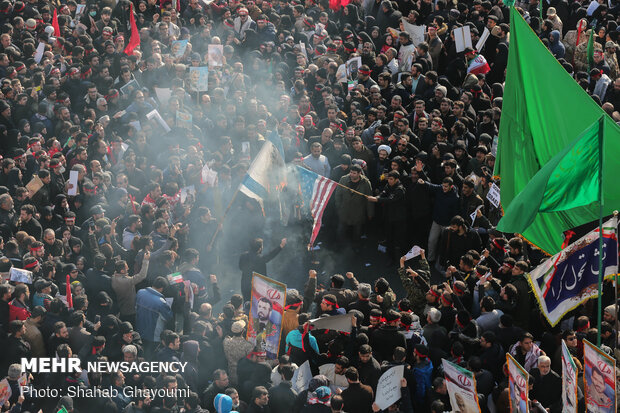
top-left (597, 115), bottom-right (605, 347)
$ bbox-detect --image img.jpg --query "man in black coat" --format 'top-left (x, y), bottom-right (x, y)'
top-left (355, 344), bottom-right (382, 392)
top-left (341, 367), bottom-right (374, 413)
top-left (529, 355), bottom-right (562, 412)
top-left (347, 283), bottom-right (380, 326)
top-left (3, 320), bottom-right (31, 375)
top-left (369, 310), bottom-right (407, 362)
top-left (239, 237), bottom-right (286, 301)
top-left (368, 170), bottom-right (407, 265)
top-left (268, 365), bottom-right (297, 413)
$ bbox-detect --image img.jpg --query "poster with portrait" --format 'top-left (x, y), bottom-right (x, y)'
top-left (442, 359), bottom-right (481, 413)
top-left (171, 39), bottom-right (189, 58)
top-left (507, 353), bottom-right (529, 413)
top-left (189, 67), bottom-right (209, 92)
top-left (208, 44), bottom-right (224, 67)
top-left (176, 111), bottom-right (193, 130)
top-left (0, 379), bottom-right (11, 406)
top-left (247, 272), bottom-right (286, 359)
top-left (345, 56), bottom-right (361, 79)
top-left (120, 79), bottom-right (140, 96)
top-left (561, 340), bottom-right (578, 413)
top-left (583, 339), bottom-right (616, 413)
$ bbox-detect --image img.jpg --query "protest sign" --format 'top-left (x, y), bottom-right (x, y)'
top-left (401, 20), bottom-right (426, 46)
top-left (154, 87), bottom-right (172, 106)
top-left (561, 340), bottom-right (578, 413)
top-left (208, 44), bottom-right (223, 67)
top-left (346, 56), bottom-right (362, 78)
top-left (189, 67), bottom-right (209, 92)
top-left (470, 205), bottom-right (484, 225)
top-left (583, 339), bottom-right (616, 413)
top-left (0, 379), bottom-right (11, 406)
top-left (476, 28), bottom-right (491, 52)
top-left (120, 79), bottom-right (140, 96)
top-left (487, 183), bottom-right (500, 208)
top-left (404, 245), bottom-right (422, 260)
top-left (309, 314), bottom-right (353, 333)
top-left (247, 272), bottom-right (286, 359)
top-left (171, 39), bottom-right (189, 58)
top-left (442, 359), bottom-right (481, 413)
top-left (507, 353), bottom-right (529, 413)
top-left (146, 109), bottom-right (171, 133)
top-left (26, 175), bottom-right (44, 197)
top-left (292, 360), bottom-right (312, 393)
top-left (200, 165), bottom-right (218, 187)
top-left (68, 170), bottom-right (79, 196)
top-left (454, 26), bottom-right (473, 52)
top-left (34, 42), bottom-right (46, 63)
top-left (176, 111), bottom-right (193, 130)
top-left (10, 267), bottom-right (33, 284)
top-left (180, 185), bottom-right (196, 203)
top-left (374, 365), bottom-right (404, 410)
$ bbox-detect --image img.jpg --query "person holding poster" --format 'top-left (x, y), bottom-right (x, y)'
top-left (561, 340), bottom-right (579, 413)
top-left (507, 354), bottom-right (529, 413)
top-left (247, 272), bottom-right (286, 359)
top-left (584, 339), bottom-right (616, 413)
top-left (442, 359), bottom-right (481, 413)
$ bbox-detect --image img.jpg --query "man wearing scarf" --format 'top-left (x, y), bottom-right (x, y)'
top-left (509, 332), bottom-right (544, 373)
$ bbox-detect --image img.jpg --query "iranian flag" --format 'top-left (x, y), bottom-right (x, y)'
top-left (467, 52), bottom-right (490, 75)
top-left (167, 272), bottom-right (184, 284)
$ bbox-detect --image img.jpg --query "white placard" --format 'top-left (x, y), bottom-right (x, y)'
top-left (68, 170), bottom-right (78, 196)
top-left (586, 0), bottom-right (599, 15)
top-left (9, 267), bottom-right (33, 284)
top-left (146, 109), bottom-right (171, 133)
top-left (476, 28), bottom-right (490, 52)
top-left (454, 26), bottom-right (473, 53)
top-left (309, 314), bottom-right (353, 333)
top-left (154, 87), bottom-right (172, 106)
top-left (487, 183), bottom-right (500, 208)
top-left (401, 20), bottom-right (426, 47)
top-left (470, 204), bottom-right (484, 224)
top-left (291, 360), bottom-right (312, 393)
top-left (34, 42), bottom-right (45, 63)
top-left (180, 185), bottom-right (196, 203)
top-left (404, 245), bottom-right (422, 260)
top-left (299, 41), bottom-right (308, 60)
top-left (200, 164), bottom-right (218, 187)
top-left (374, 365), bottom-right (404, 410)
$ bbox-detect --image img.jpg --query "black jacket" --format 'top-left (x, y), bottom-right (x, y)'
top-left (268, 381), bottom-right (297, 413)
top-left (376, 182), bottom-right (407, 223)
top-left (341, 382), bottom-right (374, 413)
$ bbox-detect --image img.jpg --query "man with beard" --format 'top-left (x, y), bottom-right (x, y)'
top-left (367, 171), bottom-right (407, 265)
top-left (249, 297), bottom-right (278, 356)
top-left (336, 164), bottom-right (373, 249)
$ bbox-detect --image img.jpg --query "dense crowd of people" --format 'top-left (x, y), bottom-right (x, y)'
top-left (0, 0), bottom-right (618, 411)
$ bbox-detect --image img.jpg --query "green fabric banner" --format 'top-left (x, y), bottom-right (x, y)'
top-left (497, 118), bottom-right (602, 233)
top-left (495, 8), bottom-right (620, 254)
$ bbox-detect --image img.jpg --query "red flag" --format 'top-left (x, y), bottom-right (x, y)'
top-left (123, 3), bottom-right (140, 55)
top-left (329, 0), bottom-right (349, 11)
top-left (66, 274), bottom-right (73, 309)
top-left (52, 7), bottom-right (60, 37)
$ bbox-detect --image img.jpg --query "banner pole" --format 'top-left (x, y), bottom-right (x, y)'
top-left (597, 116), bottom-right (604, 347)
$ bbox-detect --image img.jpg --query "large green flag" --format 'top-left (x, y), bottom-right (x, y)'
top-left (497, 118), bottom-right (602, 233)
top-left (495, 8), bottom-right (620, 254)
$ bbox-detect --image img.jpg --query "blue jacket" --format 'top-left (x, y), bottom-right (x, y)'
top-left (135, 287), bottom-right (173, 342)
